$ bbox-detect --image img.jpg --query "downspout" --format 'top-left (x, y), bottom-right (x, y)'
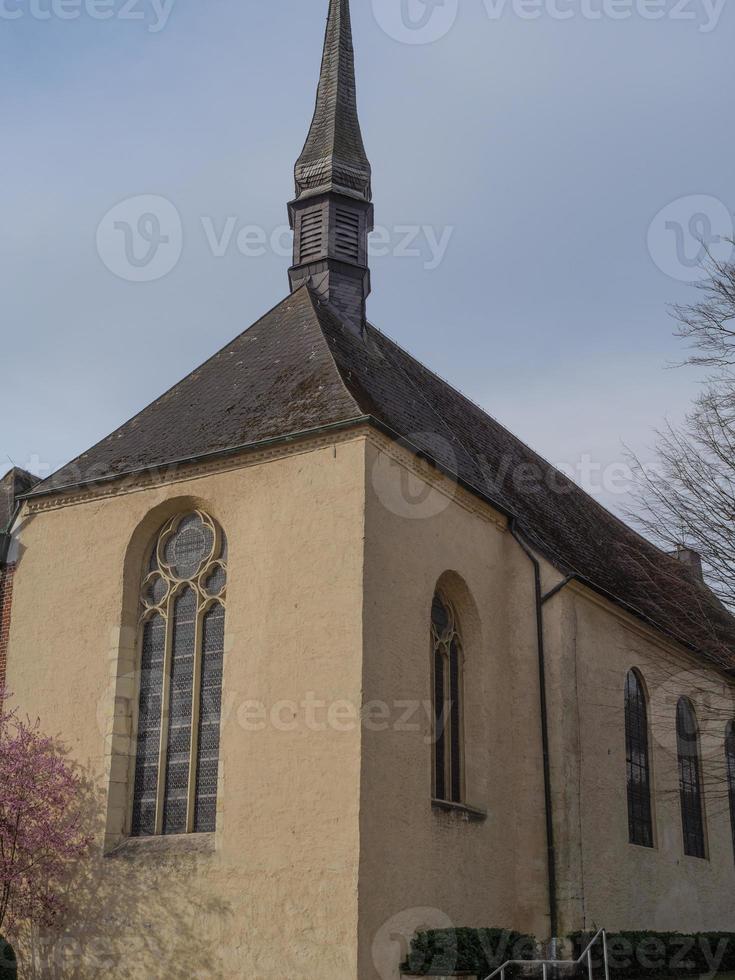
top-left (509, 518), bottom-right (559, 945)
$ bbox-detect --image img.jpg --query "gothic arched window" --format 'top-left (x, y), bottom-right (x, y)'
top-left (726, 721), bottom-right (735, 862)
top-left (625, 669), bottom-right (654, 848)
top-left (676, 697), bottom-right (706, 859)
top-left (431, 594), bottom-right (463, 804)
top-left (131, 512), bottom-right (227, 837)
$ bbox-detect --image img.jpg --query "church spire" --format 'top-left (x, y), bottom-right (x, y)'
top-left (288, 0), bottom-right (373, 331)
top-left (294, 0), bottom-right (371, 203)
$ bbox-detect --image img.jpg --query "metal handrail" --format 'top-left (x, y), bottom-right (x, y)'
top-left (483, 928), bottom-right (609, 980)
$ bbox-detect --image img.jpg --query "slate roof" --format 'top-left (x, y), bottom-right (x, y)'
top-left (30, 289), bottom-right (364, 495)
top-left (27, 286), bottom-right (735, 668)
top-left (294, 0), bottom-right (372, 203)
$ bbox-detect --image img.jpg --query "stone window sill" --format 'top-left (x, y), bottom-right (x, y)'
top-left (431, 798), bottom-right (487, 822)
top-left (105, 832), bottom-right (216, 859)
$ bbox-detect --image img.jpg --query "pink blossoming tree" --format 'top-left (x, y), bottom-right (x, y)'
top-left (0, 688), bottom-right (91, 938)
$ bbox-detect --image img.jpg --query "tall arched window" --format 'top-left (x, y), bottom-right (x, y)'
top-left (431, 593), bottom-right (463, 804)
top-left (726, 721), bottom-right (735, 862)
top-left (625, 670), bottom-right (653, 847)
top-left (131, 512), bottom-right (227, 837)
top-left (676, 698), bottom-right (706, 859)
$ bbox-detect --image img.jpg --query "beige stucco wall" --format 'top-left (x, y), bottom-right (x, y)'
top-left (358, 436), bottom-right (551, 980)
top-left (4, 428), bottom-right (735, 980)
top-left (544, 586), bottom-right (735, 935)
top-left (358, 433), bottom-right (735, 980)
top-left (5, 433), bottom-right (368, 979)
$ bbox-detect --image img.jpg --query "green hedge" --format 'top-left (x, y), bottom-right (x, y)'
top-left (0, 937), bottom-right (17, 980)
top-left (404, 928), bottom-right (537, 977)
top-left (571, 932), bottom-right (735, 979)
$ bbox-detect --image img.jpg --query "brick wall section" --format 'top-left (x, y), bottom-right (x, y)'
top-left (0, 563), bottom-right (15, 690)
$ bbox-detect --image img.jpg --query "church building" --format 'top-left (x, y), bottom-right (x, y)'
top-left (2, 1), bottom-right (734, 977)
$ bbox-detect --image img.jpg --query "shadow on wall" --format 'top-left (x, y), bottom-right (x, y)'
top-left (11, 764), bottom-right (231, 980)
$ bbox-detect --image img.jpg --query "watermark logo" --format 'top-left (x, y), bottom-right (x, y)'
top-left (371, 0), bottom-right (460, 44)
top-left (483, 0), bottom-right (726, 31)
top-left (0, 0), bottom-right (176, 32)
top-left (372, 907), bottom-right (456, 980)
top-left (370, 432), bottom-right (459, 520)
top-left (96, 195), bottom-right (183, 283)
top-left (96, 195), bottom-right (453, 281)
top-left (201, 216), bottom-right (453, 271)
top-left (647, 195), bottom-right (734, 283)
top-left (371, 0), bottom-right (726, 37)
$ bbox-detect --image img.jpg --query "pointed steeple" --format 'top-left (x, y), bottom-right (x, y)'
top-left (289, 0), bottom-right (373, 332)
top-left (294, 0), bottom-right (372, 203)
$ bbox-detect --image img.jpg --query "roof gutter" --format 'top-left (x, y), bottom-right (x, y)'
top-left (19, 412), bottom-right (515, 523)
top-left (541, 567), bottom-right (735, 680)
top-left (19, 417), bottom-right (373, 501)
top-left (509, 518), bottom-right (559, 944)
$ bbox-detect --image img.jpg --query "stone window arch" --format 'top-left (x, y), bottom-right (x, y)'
top-left (676, 697), bottom-right (707, 859)
top-left (131, 511), bottom-right (227, 837)
top-left (625, 669), bottom-right (654, 848)
top-left (431, 592), bottom-right (464, 804)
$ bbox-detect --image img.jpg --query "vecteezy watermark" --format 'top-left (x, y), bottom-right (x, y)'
top-left (97, 195), bottom-right (183, 282)
top-left (231, 696), bottom-right (447, 737)
top-left (372, 907), bottom-right (457, 980)
top-left (372, 0), bottom-right (460, 45)
top-left (0, 0), bottom-right (176, 32)
top-left (201, 216), bottom-right (454, 271)
top-left (483, 0), bottom-right (726, 31)
top-left (587, 936), bottom-right (733, 979)
top-left (97, 682), bottom-right (456, 742)
top-left (370, 432), bottom-right (460, 521)
top-left (371, 0), bottom-right (726, 41)
top-left (96, 194), bottom-right (454, 282)
top-left (647, 195), bottom-right (735, 283)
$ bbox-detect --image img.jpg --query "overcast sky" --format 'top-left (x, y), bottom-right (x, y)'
top-left (1, 0), bottom-right (733, 515)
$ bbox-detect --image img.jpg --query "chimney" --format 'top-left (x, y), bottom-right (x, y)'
top-left (671, 545), bottom-right (705, 584)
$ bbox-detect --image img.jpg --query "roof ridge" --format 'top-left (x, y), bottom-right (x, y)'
top-left (303, 286), bottom-right (366, 418)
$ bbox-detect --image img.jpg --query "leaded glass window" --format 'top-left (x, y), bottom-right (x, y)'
top-left (131, 511), bottom-right (227, 837)
top-left (676, 698), bottom-right (706, 859)
top-left (431, 594), bottom-right (463, 804)
top-left (726, 721), bottom-right (735, 863)
top-left (625, 670), bottom-right (654, 848)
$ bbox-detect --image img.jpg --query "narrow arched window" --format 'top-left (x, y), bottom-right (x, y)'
top-left (131, 512), bottom-right (227, 837)
top-left (726, 721), bottom-right (735, 863)
top-left (676, 698), bottom-right (706, 859)
top-left (625, 670), bottom-right (653, 848)
top-left (431, 594), bottom-right (463, 804)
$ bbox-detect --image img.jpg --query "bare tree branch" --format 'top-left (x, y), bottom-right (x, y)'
top-left (672, 238), bottom-right (735, 373)
top-left (623, 247), bottom-right (735, 679)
